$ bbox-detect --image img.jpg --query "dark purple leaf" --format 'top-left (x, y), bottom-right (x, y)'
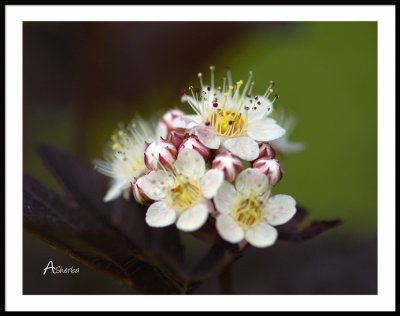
top-left (25, 145), bottom-right (250, 293)
top-left (277, 220), bottom-right (343, 242)
top-left (37, 144), bottom-right (183, 261)
top-left (24, 175), bottom-right (185, 294)
top-left (277, 206), bottom-right (342, 241)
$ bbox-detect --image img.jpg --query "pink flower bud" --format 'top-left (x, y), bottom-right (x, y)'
top-left (131, 177), bottom-right (152, 205)
top-left (212, 151), bottom-right (243, 182)
top-left (255, 142), bottom-right (276, 161)
top-left (252, 158), bottom-right (283, 186)
top-left (156, 109), bottom-right (185, 139)
top-left (167, 128), bottom-right (187, 149)
top-left (144, 139), bottom-right (178, 170)
top-left (179, 136), bottom-right (211, 162)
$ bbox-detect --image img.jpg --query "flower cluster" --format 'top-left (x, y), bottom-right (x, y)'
top-left (95, 66), bottom-right (303, 248)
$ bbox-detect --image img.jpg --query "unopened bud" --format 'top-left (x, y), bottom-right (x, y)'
top-left (167, 128), bottom-right (187, 149)
top-left (252, 158), bottom-right (283, 186)
top-left (131, 177), bottom-right (152, 205)
top-left (212, 151), bottom-right (243, 182)
top-left (179, 136), bottom-right (211, 162)
top-left (144, 139), bottom-right (177, 170)
top-left (156, 109), bottom-right (185, 139)
top-left (254, 142), bottom-right (276, 161)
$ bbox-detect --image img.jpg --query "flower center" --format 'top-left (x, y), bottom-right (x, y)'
top-left (233, 197), bottom-right (263, 229)
top-left (208, 110), bottom-right (245, 137)
top-left (167, 176), bottom-right (201, 211)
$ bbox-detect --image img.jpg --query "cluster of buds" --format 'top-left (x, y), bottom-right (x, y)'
top-left (96, 66), bottom-right (302, 248)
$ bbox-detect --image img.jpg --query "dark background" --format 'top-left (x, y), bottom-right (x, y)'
top-left (23, 22), bottom-right (377, 294)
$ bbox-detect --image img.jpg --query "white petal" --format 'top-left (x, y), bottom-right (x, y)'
top-left (103, 179), bottom-right (127, 202)
top-left (200, 169), bottom-right (224, 199)
top-left (245, 223), bottom-right (278, 248)
top-left (185, 114), bottom-right (203, 124)
top-left (264, 117), bottom-right (277, 124)
top-left (145, 201), bottom-right (177, 227)
top-left (194, 126), bottom-right (220, 149)
top-left (246, 97), bottom-right (273, 120)
top-left (216, 214), bottom-right (245, 244)
top-left (176, 202), bottom-right (209, 232)
top-left (174, 148), bottom-right (205, 180)
top-left (223, 137), bottom-right (259, 161)
top-left (131, 166), bottom-right (146, 179)
top-left (265, 194), bottom-right (297, 226)
top-left (172, 115), bottom-right (202, 129)
top-left (235, 168), bottom-right (269, 196)
top-left (156, 121), bottom-right (168, 139)
top-left (171, 117), bottom-right (187, 129)
top-left (214, 181), bottom-right (238, 215)
top-left (247, 119), bottom-right (286, 142)
top-left (139, 170), bottom-right (174, 201)
top-left (270, 137), bottom-right (305, 155)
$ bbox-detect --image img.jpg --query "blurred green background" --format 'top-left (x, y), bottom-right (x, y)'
top-left (23, 22), bottom-right (377, 294)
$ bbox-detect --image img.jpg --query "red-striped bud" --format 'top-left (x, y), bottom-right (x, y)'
top-left (156, 109), bottom-right (185, 139)
top-left (131, 177), bottom-right (152, 205)
top-left (179, 136), bottom-right (211, 162)
top-left (212, 151), bottom-right (243, 182)
top-left (255, 142), bottom-right (276, 161)
top-left (167, 128), bottom-right (187, 149)
top-left (252, 158), bottom-right (283, 186)
top-left (144, 139), bottom-right (177, 170)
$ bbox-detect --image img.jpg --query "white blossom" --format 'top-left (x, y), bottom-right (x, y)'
top-left (140, 148), bottom-right (224, 232)
top-left (94, 118), bottom-right (154, 202)
top-left (174, 67), bottom-right (286, 161)
top-left (214, 168), bottom-right (296, 248)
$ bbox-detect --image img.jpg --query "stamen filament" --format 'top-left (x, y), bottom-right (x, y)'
top-left (241, 71), bottom-right (253, 99)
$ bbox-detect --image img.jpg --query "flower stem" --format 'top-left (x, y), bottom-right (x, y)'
top-left (219, 264), bottom-right (234, 294)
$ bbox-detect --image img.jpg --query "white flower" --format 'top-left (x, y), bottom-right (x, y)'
top-left (93, 118), bottom-right (154, 202)
top-left (139, 148), bottom-right (224, 232)
top-left (174, 67), bottom-right (286, 161)
top-left (214, 168), bottom-right (296, 248)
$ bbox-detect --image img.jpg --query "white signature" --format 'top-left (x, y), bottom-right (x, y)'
top-left (43, 260), bottom-right (80, 275)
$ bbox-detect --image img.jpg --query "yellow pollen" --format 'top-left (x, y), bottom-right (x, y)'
top-left (209, 110), bottom-right (245, 137)
top-left (167, 177), bottom-right (201, 211)
top-left (131, 158), bottom-right (143, 171)
top-left (233, 197), bottom-right (263, 229)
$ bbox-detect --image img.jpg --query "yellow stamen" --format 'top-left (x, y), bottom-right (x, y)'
top-left (167, 176), bottom-right (201, 211)
top-left (112, 143), bottom-right (120, 150)
top-left (233, 197), bottom-right (263, 229)
top-left (209, 110), bottom-right (245, 137)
